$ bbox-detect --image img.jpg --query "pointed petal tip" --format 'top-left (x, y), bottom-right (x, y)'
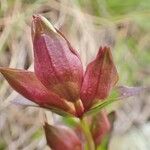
top-left (98, 46), bottom-right (110, 55)
top-left (32, 14), bottom-right (36, 19)
top-left (32, 14), bottom-right (43, 22)
top-left (32, 14), bottom-right (41, 20)
top-left (32, 14), bottom-right (42, 19)
top-left (99, 46), bottom-right (110, 50)
top-left (44, 122), bottom-right (50, 129)
top-left (31, 14), bottom-right (56, 38)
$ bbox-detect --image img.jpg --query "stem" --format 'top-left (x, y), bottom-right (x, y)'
top-left (80, 117), bottom-right (95, 150)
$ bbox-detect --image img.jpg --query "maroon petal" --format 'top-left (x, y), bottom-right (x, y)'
top-left (80, 47), bottom-right (119, 110)
top-left (31, 15), bottom-right (83, 102)
top-left (0, 67), bottom-right (75, 114)
top-left (44, 123), bottom-right (82, 150)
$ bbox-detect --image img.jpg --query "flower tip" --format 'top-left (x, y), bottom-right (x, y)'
top-left (32, 14), bottom-right (43, 22)
top-left (32, 14), bottom-right (36, 19)
top-left (99, 46), bottom-right (110, 53)
top-left (44, 122), bottom-right (51, 130)
top-left (32, 14), bottom-right (41, 19)
top-left (31, 14), bottom-right (57, 39)
top-left (32, 14), bottom-right (40, 23)
top-left (44, 121), bottom-right (51, 127)
top-left (97, 46), bottom-right (111, 59)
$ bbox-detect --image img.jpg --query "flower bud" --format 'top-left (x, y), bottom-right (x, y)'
top-left (91, 111), bottom-right (111, 146)
top-left (44, 123), bottom-right (82, 150)
top-left (32, 15), bottom-right (83, 102)
top-left (80, 47), bottom-right (118, 110)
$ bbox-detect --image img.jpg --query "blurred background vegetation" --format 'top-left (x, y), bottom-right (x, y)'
top-left (0, 0), bottom-right (150, 149)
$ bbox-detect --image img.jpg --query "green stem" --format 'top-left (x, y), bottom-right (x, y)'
top-left (80, 117), bottom-right (95, 150)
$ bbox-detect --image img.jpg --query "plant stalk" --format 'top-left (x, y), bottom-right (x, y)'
top-left (80, 117), bottom-right (95, 150)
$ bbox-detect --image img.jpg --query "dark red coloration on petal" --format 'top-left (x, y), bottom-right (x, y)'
top-left (0, 68), bottom-right (75, 115)
top-left (32, 15), bottom-right (83, 102)
top-left (44, 123), bottom-right (82, 150)
top-left (80, 47), bottom-right (119, 110)
top-left (91, 111), bottom-right (111, 146)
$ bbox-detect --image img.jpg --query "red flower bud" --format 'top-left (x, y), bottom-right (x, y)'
top-left (80, 47), bottom-right (119, 110)
top-left (44, 123), bottom-right (82, 150)
top-left (91, 111), bottom-right (111, 146)
top-left (32, 15), bottom-right (83, 102)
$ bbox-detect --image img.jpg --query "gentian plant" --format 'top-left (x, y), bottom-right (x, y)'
top-left (0, 15), bottom-right (144, 150)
